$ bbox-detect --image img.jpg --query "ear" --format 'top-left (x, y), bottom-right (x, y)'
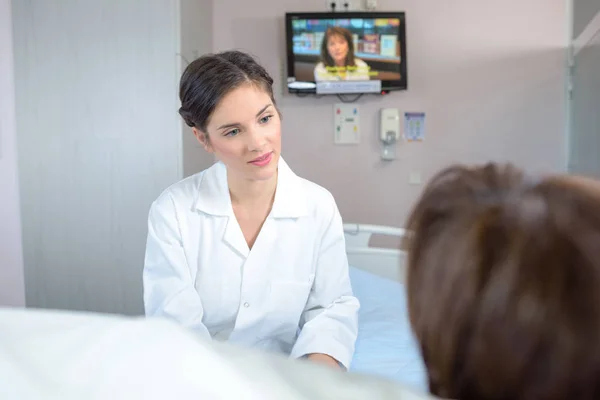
top-left (192, 127), bottom-right (213, 153)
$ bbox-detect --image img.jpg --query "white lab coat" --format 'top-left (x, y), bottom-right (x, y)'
top-left (143, 157), bottom-right (359, 368)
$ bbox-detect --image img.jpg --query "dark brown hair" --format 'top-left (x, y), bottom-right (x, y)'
top-left (178, 50), bottom-right (277, 132)
top-left (404, 163), bottom-right (600, 400)
top-left (320, 26), bottom-right (356, 68)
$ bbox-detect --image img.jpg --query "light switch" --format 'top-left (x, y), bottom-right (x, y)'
top-left (365, 0), bottom-right (378, 10)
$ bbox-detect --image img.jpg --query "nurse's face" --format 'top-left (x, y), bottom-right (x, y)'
top-left (194, 84), bottom-right (281, 183)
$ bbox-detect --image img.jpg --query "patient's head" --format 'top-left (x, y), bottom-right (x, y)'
top-left (404, 163), bottom-right (600, 400)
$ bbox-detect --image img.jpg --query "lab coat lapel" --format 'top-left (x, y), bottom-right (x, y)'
top-left (192, 158), bottom-right (308, 259)
top-left (223, 216), bottom-right (250, 258)
top-left (193, 162), bottom-right (249, 258)
top-left (242, 158), bottom-right (308, 268)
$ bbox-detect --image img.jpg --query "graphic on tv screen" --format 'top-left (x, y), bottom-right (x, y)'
top-left (289, 17), bottom-right (402, 89)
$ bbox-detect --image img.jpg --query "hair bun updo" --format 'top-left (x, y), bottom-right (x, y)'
top-left (178, 50), bottom-right (277, 133)
top-left (178, 106), bottom-right (195, 128)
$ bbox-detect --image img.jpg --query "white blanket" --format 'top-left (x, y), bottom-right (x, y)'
top-left (0, 307), bottom-right (435, 400)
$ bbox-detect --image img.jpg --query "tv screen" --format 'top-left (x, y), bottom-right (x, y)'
top-left (285, 12), bottom-right (407, 95)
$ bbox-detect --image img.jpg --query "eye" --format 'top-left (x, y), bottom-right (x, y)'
top-left (259, 115), bottom-right (273, 124)
top-left (224, 128), bottom-right (240, 137)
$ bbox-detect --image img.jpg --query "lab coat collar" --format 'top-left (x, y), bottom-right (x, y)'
top-left (194, 157), bottom-right (308, 218)
top-left (271, 157), bottom-right (309, 218)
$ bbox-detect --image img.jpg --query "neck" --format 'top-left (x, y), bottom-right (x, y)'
top-left (228, 170), bottom-right (278, 207)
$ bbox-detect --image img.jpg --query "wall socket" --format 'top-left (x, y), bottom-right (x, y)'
top-left (409, 171), bottom-right (422, 185)
top-left (365, 0), bottom-right (377, 10)
top-left (325, 0), bottom-right (361, 12)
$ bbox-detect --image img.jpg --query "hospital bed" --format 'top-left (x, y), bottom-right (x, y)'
top-left (343, 223), bottom-right (428, 392)
top-left (0, 223), bottom-right (430, 399)
top-left (0, 306), bottom-right (435, 400)
top-left (344, 223), bottom-right (408, 283)
top-left (0, 223), bottom-right (431, 399)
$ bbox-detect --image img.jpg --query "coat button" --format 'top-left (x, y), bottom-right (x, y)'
top-left (243, 302), bottom-right (249, 308)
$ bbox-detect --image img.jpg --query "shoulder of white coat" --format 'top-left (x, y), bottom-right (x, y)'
top-left (150, 164), bottom-right (213, 212)
top-left (295, 176), bottom-right (339, 218)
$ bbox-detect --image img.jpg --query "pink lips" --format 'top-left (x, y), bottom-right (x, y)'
top-left (248, 151), bottom-right (273, 167)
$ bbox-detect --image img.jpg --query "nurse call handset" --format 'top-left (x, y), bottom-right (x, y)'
top-left (380, 108), bottom-right (400, 160)
top-left (380, 108), bottom-right (400, 144)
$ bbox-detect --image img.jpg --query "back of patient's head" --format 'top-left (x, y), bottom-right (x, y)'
top-left (404, 163), bottom-right (600, 400)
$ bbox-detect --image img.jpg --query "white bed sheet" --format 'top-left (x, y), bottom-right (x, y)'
top-left (0, 307), bottom-right (435, 400)
top-left (349, 266), bottom-right (428, 392)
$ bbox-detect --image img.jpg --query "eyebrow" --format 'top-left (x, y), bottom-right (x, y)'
top-left (217, 104), bottom-right (272, 130)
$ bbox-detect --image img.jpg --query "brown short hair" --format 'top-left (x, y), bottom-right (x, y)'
top-left (404, 163), bottom-right (600, 399)
top-left (320, 26), bottom-right (356, 68)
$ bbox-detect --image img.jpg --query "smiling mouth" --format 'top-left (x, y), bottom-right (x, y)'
top-left (248, 151), bottom-right (273, 164)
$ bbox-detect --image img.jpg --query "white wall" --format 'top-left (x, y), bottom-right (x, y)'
top-left (569, 1), bottom-right (600, 177)
top-left (180, 0), bottom-right (216, 177)
top-left (12, 0), bottom-right (182, 314)
top-left (213, 0), bottom-right (568, 227)
top-left (0, 0), bottom-right (26, 307)
top-left (5, 0), bottom-right (569, 312)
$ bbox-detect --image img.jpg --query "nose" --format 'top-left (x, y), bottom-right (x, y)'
top-left (246, 126), bottom-right (267, 152)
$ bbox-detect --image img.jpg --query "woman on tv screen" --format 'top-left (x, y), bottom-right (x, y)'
top-left (313, 27), bottom-right (371, 82)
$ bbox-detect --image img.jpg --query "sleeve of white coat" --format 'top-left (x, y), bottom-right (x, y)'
top-left (290, 195), bottom-right (359, 369)
top-left (143, 193), bottom-right (211, 340)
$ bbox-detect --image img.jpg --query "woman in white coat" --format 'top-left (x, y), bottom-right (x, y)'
top-left (143, 50), bottom-right (359, 370)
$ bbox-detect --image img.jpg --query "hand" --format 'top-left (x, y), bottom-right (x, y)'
top-left (306, 353), bottom-right (342, 369)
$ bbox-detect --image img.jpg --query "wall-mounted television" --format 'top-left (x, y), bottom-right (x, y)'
top-left (285, 11), bottom-right (407, 95)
